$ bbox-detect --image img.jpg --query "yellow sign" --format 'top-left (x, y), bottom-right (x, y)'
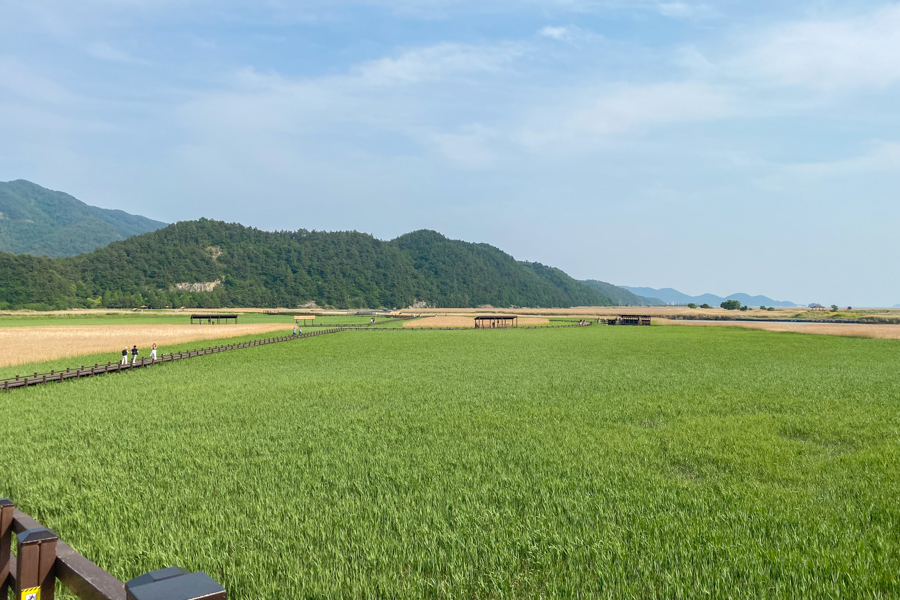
top-left (22, 587), bottom-right (40, 600)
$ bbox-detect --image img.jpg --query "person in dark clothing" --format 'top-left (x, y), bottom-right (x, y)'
top-left (121, 348), bottom-right (128, 365)
top-left (131, 345), bottom-right (139, 364)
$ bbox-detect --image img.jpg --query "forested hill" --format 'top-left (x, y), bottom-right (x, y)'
top-left (0, 219), bottom-right (620, 310)
top-left (0, 180), bottom-right (166, 257)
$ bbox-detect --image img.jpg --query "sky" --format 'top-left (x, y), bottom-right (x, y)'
top-left (1, 1), bottom-right (899, 306)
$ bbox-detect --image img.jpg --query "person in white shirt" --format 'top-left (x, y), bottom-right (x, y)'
top-left (150, 343), bottom-right (157, 361)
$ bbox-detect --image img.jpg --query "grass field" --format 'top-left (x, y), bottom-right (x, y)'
top-left (1, 326), bottom-right (898, 598)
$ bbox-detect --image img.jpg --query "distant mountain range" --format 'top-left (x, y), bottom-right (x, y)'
top-left (621, 287), bottom-right (797, 307)
top-left (0, 180), bottom-right (166, 257)
top-left (582, 281), bottom-right (663, 306)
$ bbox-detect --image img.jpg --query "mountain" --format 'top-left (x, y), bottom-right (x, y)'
top-left (0, 219), bottom-right (616, 310)
top-left (622, 286), bottom-right (797, 307)
top-left (0, 180), bottom-right (166, 257)
top-left (581, 280), bottom-right (663, 306)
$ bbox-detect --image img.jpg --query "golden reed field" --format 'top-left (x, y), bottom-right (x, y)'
top-left (404, 316), bottom-right (550, 328)
top-left (0, 324), bottom-right (292, 368)
top-left (656, 319), bottom-right (900, 340)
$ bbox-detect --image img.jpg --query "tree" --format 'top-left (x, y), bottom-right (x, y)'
top-left (739, 305), bottom-right (749, 311)
top-left (831, 304), bottom-right (839, 312)
top-left (687, 303), bottom-right (697, 309)
top-left (700, 303), bottom-right (711, 309)
top-left (760, 305), bottom-right (767, 310)
top-left (721, 299), bottom-right (741, 310)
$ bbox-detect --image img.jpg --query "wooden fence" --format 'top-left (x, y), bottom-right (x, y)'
top-left (1, 328), bottom-right (345, 392)
top-left (1, 499), bottom-right (225, 600)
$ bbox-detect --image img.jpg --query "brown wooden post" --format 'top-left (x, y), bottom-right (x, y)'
top-left (16, 527), bottom-right (58, 600)
top-left (0, 498), bottom-right (13, 598)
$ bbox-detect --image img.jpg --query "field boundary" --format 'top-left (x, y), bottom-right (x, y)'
top-left (1, 328), bottom-right (344, 392)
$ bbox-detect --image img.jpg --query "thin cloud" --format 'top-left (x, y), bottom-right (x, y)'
top-left (739, 5), bottom-right (900, 89)
top-left (537, 25), bottom-right (603, 44)
top-left (657, 2), bottom-right (717, 20)
top-left (86, 41), bottom-right (149, 64)
top-left (786, 142), bottom-right (900, 178)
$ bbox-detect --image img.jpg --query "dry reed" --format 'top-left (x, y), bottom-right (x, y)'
top-left (404, 316), bottom-right (549, 328)
top-left (0, 324), bottom-right (293, 368)
top-left (657, 319), bottom-right (900, 340)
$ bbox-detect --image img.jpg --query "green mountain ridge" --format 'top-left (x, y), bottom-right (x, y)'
top-left (0, 180), bottom-right (166, 257)
top-left (0, 219), bottom-right (636, 310)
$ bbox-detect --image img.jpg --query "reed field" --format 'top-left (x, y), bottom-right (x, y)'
top-left (0, 323), bottom-right (299, 368)
top-left (658, 318), bottom-right (900, 340)
top-left (1, 326), bottom-right (899, 599)
top-left (403, 316), bottom-right (550, 328)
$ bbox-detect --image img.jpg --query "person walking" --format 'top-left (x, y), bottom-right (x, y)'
top-left (293, 326), bottom-right (297, 336)
top-left (298, 327), bottom-right (302, 336)
top-left (150, 343), bottom-right (157, 361)
top-left (121, 348), bottom-right (128, 365)
top-left (131, 345), bottom-right (139, 364)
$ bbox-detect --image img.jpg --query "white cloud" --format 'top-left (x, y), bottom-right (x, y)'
top-left (573, 82), bottom-right (733, 137)
top-left (86, 41), bottom-right (149, 64)
top-left (537, 25), bottom-right (603, 44)
top-left (539, 26), bottom-right (570, 41)
top-left (657, 2), bottom-right (715, 20)
top-left (741, 5), bottom-right (900, 89)
top-left (519, 82), bottom-right (733, 148)
top-left (353, 42), bottom-right (523, 85)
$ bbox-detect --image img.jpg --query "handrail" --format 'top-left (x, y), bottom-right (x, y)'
top-left (2, 501), bottom-right (224, 600)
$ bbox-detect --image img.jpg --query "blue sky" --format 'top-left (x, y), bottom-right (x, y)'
top-left (2, 1), bottom-right (899, 306)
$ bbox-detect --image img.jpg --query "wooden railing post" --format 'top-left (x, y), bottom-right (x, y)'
top-left (16, 527), bottom-right (58, 600)
top-left (0, 499), bottom-right (13, 599)
top-left (125, 566), bottom-right (225, 600)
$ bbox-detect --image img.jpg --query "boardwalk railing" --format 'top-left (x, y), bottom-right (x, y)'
top-left (1, 328), bottom-right (345, 392)
top-left (1, 499), bottom-right (225, 600)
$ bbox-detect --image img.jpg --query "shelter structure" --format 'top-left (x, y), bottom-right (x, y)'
top-left (294, 315), bottom-right (315, 325)
top-left (475, 315), bottom-right (518, 329)
top-left (612, 315), bottom-right (651, 326)
top-left (190, 314), bottom-right (238, 324)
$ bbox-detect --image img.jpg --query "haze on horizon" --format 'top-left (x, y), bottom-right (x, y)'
top-left (1, 0), bottom-right (898, 307)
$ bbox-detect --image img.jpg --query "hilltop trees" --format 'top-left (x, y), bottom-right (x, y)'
top-left (0, 220), bottom-right (618, 310)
